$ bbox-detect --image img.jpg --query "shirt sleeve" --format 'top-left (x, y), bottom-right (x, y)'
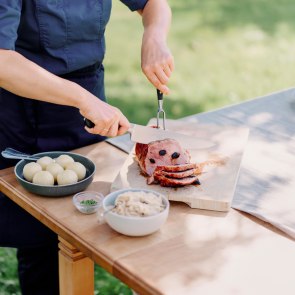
top-left (119, 0), bottom-right (148, 11)
top-left (0, 0), bottom-right (22, 50)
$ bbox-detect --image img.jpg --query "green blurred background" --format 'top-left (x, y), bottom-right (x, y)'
top-left (1, 0), bottom-right (295, 294)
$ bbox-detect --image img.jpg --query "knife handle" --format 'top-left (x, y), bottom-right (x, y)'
top-left (84, 118), bottom-right (95, 128)
top-left (84, 117), bottom-right (134, 134)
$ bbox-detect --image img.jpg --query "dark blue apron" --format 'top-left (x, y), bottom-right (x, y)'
top-left (0, 64), bottom-right (106, 295)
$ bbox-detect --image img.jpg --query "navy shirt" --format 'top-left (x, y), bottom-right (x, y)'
top-left (0, 0), bottom-right (147, 75)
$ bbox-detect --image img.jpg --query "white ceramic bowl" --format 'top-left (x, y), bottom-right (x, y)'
top-left (102, 188), bottom-right (169, 236)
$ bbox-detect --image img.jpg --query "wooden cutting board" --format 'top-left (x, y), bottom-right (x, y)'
top-left (111, 119), bottom-right (249, 212)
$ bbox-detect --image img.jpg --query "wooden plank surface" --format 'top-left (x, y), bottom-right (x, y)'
top-left (1, 140), bottom-right (295, 295)
top-left (112, 120), bottom-right (249, 211)
top-left (113, 209), bottom-right (295, 295)
top-left (182, 88), bottom-right (295, 239)
top-left (1, 89), bottom-right (295, 295)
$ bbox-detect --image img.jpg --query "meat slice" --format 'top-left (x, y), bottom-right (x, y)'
top-left (160, 168), bottom-right (195, 179)
top-left (154, 174), bottom-right (200, 187)
top-left (146, 168), bottom-right (195, 185)
top-left (135, 139), bottom-right (190, 176)
top-left (154, 163), bottom-right (197, 173)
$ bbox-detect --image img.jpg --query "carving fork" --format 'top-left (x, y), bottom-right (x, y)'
top-left (156, 89), bottom-right (166, 130)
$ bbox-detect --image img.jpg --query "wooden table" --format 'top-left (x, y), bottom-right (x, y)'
top-left (1, 88), bottom-right (295, 295)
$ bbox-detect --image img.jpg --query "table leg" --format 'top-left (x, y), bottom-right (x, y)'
top-left (58, 236), bottom-right (94, 295)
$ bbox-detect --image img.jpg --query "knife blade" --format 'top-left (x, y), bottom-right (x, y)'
top-left (84, 118), bottom-right (214, 150)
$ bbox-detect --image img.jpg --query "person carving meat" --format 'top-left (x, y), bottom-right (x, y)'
top-left (0, 1), bottom-right (174, 294)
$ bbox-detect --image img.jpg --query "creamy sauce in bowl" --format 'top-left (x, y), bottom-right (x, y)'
top-left (111, 191), bottom-right (165, 217)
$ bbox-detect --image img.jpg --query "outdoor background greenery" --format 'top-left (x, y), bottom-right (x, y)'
top-left (1, 0), bottom-right (295, 294)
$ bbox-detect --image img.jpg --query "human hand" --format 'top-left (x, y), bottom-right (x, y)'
top-left (141, 30), bottom-right (174, 95)
top-left (79, 96), bottom-right (130, 137)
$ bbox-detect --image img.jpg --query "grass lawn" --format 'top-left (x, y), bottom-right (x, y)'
top-left (1, 0), bottom-right (295, 294)
top-left (106, 0), bottom-right (295, 124)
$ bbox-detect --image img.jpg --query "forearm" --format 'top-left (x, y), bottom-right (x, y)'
top-left (0, 49), bottom-right (93, 108)
top-left (0, 49), bottom-right (130, 137)
top-left (141, 0), bottom-right (172, 39)
top-left (139, 0), bottom-right (174, 94)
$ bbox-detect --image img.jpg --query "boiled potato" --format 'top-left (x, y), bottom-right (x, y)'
top-left (37, 156), bottom-right (53, 170)
top-left (55, 154), bottom-right (74, 169)
top-left (66, 162), bottom-right (86, 181)
top-left (32, 171), bottom-right (54, 186)
top-left (46, 163), bottom-right (64, 181)
top-left (57, 170), bottom-right (78, 185)
top-left (23, 162), bottom-right (42, 182)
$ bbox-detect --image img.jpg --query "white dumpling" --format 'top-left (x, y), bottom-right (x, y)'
top-left (66, 162), bottom-right (86, 181)
top-left (32, 171), bottom-right (54, 186)
top-left (56, 154), bottom-right (74, 169)
top-left (57, 170), bottom-right (78, 185)
top-left (23, 162), bottom-right (42, 182)
top-left (37, 156), bottom-right (53, 170)
top-left (46, 163), bottom-right (64, 181)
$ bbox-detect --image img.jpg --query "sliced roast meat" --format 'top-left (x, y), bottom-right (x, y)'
top-left (154, 174), bottom-right (200, 187)
top-left (135, 136), bottom-right (202, 187)
top-left (159, 168), bottom-right (195, 179)
top-left (135, 139), bottom-right (190, 176)
top-left (147, 167), bottom-right (195, 185)
top-left (154, 163), bottom-right (197, 173)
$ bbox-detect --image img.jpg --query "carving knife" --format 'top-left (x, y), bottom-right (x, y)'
top-left (84, 118), bottom-right (214, 149)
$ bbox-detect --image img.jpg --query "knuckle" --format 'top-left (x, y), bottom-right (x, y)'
top-left (160, 60), bottom-right (168, 67)
top-left (109, 131), bottom-right (117, 137)
top-left (142, 64), bottom-right (150, 73)
top-left (167, 55), bottom-right (174, 65)
top-left (158, 86), bottom-right (165, 93)
top-left (112, 106), bottom-right (119, 112)
top-left (154, 80), bottom-right (161, 88)
top-left (162, 77), bottom-right (169, 85)
top-left (147, 75), bottom-right (155, 84)
top-left (115, 109), bottom-right (122, 118)
top-left (168, 54), bottom-right (174, 61)
top-left (153, 62), bottom-right (161, 69)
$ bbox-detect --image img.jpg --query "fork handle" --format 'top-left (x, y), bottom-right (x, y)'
top-left (157, 89), bottom-right (163, 101)
top-left (1, 148), bottom-right (39, 161)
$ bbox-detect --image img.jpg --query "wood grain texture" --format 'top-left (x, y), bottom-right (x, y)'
top-left (0, 142), bottom-right (129, 273)
top-left (59, 237), bottom-right (94, 295)
top-left (112, 120), bottom-right (249, 211)
top-left (1, 89), bottom-right (295, 295)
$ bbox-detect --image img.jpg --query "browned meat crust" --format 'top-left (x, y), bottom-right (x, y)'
top-left (154, 163), bottom-right (197, 173)
top-left (159, 168), bottom-right (195, 179)
top-left (153, 174), bottom-right (199, 187)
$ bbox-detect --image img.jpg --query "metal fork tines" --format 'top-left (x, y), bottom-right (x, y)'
top-left (156, 89), bottom-right (166, 130)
